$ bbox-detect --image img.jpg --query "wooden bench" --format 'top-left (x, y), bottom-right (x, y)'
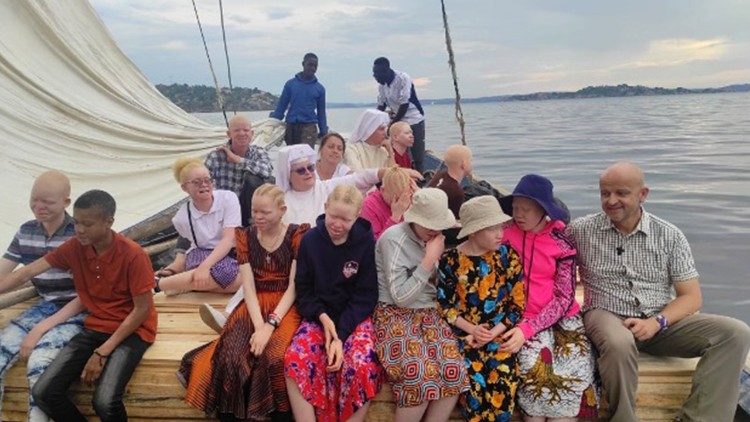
top-left (1, 293), bottom-right (699, 421)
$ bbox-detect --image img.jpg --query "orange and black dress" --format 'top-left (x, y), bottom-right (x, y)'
top-left (177, 223), bottom-right (309, 419)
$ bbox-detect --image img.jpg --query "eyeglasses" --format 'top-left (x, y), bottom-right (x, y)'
top-left (186, 177), bottom-right (214, 187)
top-left (291, 163), bottom-right (316, 176)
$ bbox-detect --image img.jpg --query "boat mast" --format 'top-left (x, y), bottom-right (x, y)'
top-left (440, 0), bottom-right (467, 146)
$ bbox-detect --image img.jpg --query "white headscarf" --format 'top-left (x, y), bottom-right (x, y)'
top-left (275, 144), bottom-right (317, 192)
top-left (349, 109), bottom-right (390, 143)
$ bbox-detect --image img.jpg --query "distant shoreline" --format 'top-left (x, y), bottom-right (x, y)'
top-left (159, 82), bottom-right (750, 113)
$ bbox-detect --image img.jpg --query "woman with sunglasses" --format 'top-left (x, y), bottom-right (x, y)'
top-left (155, 157), bottom-right (243, 296)
top-left (276, 144), bottom-right (421, 227)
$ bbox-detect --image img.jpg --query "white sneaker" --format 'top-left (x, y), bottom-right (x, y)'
top-left (200, 303), bottom-right (227, 333)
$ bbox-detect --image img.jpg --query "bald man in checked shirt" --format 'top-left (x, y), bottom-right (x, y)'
top-left (568, 161), bottom-right (750, 422)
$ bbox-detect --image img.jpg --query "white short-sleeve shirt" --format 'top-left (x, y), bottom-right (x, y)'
top-left (172, 189), bottom-right (241, 251)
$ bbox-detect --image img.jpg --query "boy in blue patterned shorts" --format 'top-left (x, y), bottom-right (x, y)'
top-left (0, 170), bottom-right (85, 421)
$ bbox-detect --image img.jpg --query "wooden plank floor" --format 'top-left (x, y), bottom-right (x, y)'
top-left (1, 293), bottom-right (698, 421)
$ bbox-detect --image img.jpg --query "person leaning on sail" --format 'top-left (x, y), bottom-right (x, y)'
top-left (373, 56), bottom-right (426, 172)
top-left (568, 161), bottom-right (750, 422)
top-left (3, 189), bottom-right (157, 422)
top-left (270, 52), bottom-right (328, 148)
top-left (0, 171), bottom-right (85, 422)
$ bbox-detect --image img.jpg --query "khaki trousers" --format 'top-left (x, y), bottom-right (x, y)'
top-left (583, 309), bottom-right (750, 422)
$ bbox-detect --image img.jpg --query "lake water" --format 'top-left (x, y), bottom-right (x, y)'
top-left (196, 92), bottom-right (750, 323)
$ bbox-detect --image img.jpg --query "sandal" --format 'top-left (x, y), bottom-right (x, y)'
top-left (153, 268), bottom-right (177, 293)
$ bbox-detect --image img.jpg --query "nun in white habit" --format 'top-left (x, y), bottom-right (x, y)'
top-left (276, 144), bottom-right (380, 226)
top-left (343, 109), bottom-right (391, 171)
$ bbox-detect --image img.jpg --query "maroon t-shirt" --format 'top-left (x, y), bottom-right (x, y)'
top-left (393, 149), bottom-right (413, 169)
top-left (427, 170), bottom-right (464, 218)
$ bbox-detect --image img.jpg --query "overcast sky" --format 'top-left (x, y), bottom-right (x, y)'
top-left (90, 0), bottom-right (750, 103)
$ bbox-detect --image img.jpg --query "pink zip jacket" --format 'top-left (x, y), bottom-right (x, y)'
top-left (502, 219), bottom-right (579, 339)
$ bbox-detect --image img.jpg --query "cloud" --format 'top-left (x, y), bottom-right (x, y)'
top-left (412, 77), bottom-right (431, 88)
top-left (151, 40), bottom-right (189, 51)
top-left (91, 1), bottom-right (750, 101)
top-left (631, 37), bottom-right (729, 68)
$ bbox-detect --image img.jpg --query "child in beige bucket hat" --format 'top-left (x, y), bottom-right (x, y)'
top-left (436, 195), bottom-right (525, 419)
top-left (456, 195), bottom-right (511, 240)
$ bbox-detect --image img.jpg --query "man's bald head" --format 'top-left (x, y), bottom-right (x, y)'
top-left (600, 161), bottom-right (646, 189)
top-left (443, 145), bottom-right (472, 169)
top-left (228, 114), bottom-right (252, 130)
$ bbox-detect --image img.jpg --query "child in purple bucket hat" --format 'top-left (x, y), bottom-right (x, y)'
top-left (499, 174), bottom-right (599, 420)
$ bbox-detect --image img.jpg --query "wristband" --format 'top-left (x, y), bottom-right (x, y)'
top-left (93, 349), bottom-right (109, 364)
top-left (267, 313), bottom-right (280, 328)
top-left (655, 314), bottom-right (669, 332)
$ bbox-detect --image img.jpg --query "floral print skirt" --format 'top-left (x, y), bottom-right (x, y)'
top-left (517, 315), bottom-right (599, 418)
top-left (373, 303), bottom-right (468, 408)
top-left (283, 318), bottom-right (383, 422)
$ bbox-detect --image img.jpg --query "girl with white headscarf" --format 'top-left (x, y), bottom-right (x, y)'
top-left (343, 109), bottom-right (391, 171)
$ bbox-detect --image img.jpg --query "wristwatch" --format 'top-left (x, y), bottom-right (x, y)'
top-left (655, 314), bottom-right (669, 332)
top-left (267, 313), bottom-right (280, 328)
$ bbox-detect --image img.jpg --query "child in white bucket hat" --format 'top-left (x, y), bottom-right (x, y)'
top-left (373, 188), bottom-right (468, 419)
top-left (436, 195), bottom-right (525, 419)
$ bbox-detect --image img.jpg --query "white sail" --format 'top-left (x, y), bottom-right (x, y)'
top-left (0, 0), bottom-right (230, 241)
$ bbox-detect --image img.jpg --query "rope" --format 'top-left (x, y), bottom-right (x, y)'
top-left (190, 0), bottom-right (229, 127)
top-left (440, 0), bottom-right (467, 145)
top-left (218, 0), bottom-right (236, 115)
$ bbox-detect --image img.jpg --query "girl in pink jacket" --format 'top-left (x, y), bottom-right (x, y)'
top-left (499, 174), bottom-right (598, 421)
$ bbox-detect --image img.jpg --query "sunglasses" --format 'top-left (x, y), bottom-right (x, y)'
top-left (186, 177), bottom-right (214, 187)
top-left (292, 163), bottom-right (316, 176)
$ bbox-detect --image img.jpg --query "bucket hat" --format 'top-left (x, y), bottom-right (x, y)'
top-left (403, 188), bottom-right (456, 231)
top-left (499, 174), bottom-right (568, 222)
top-left (457, 196), bottom-right (511, 239)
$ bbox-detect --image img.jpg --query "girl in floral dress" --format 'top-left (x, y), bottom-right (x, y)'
top-left (178, 183), bottom-right (309, 422)
top-left (284, 185), bottom-right (383, 422)
top-left (499, 174), bottom-right (598, 421)
top-left (437, 195), bottom-right (526, 421)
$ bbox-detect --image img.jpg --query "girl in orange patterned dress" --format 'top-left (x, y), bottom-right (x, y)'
top-left (178, 183), bottom-right (309, 422)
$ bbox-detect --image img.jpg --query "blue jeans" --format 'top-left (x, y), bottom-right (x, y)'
top-left (0, 300), bottom-right (84, 421)
top-left (31, 328), bottom-right (150, 422)
top-left (409, 120), bottom-right (426, 173)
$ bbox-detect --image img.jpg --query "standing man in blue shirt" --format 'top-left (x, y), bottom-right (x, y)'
top-left (373, 57), bottom-right (426, 172)
top-left (270, 53), bottom-right (328, 148)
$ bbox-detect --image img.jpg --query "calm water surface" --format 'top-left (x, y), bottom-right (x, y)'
top-left (198, 92), bottom-right (750, 323)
